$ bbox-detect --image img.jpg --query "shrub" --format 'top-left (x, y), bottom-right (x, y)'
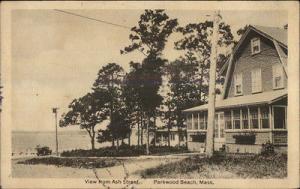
top-left (60, 145), bottom-right (189, 157)
top-left (261, 141), bottom-right (275, 156)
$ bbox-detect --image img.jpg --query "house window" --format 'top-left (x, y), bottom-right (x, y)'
top-left (233, 110), bottom-right (241, 129)
top-left (273, 106), bottom-right (286, 129)
top-left (187, 114), bottom-right (192, 130)
top-left (250, 108), bottom-right (259, 129)
top-left (199, 113), bottom-right (207, 130)
top-left (193, 113), bottom-right (198, 130)
top-left (225, 111), bottom-right (232, 129)
top-left (272, 64), bottom-right (284, 89)
top-left (234, 73), bottom-right (243, 95)
top-left (251, 38), bottom-right (261, 54)
top-left (241, 108), bottom-right (249, 129)
top-left (260, 106), bottom-right (270, 129)
top-left (214, 114), bottom-right (219, 137)
top-left (251, 68), bottom-right (262, 93)
top-left (170, 133), bottom-right (175, 141)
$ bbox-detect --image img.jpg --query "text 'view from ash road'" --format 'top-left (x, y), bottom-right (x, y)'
top-left (11, 9), bottom-right (288, 180)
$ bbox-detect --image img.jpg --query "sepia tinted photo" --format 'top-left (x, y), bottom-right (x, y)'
top-left (1, 1), bottom-right (299, 189)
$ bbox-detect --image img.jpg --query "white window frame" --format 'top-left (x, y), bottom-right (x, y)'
top-left (272, 105), bottom-right (287, 130)
top-left (199, 113), bottom-right (207, 131)
top-left (251, 68), bottom-right (262, 93)
top-left (272, 64), bottom-right (284, 89)
top-left (234, 73), bottom-right (243, 96)
top-left (251, 37), bottom-right (261, 55)
top-left (232, 109), bottom-right (241, 130)
top-left (259, 106), bottom-right (270, 130)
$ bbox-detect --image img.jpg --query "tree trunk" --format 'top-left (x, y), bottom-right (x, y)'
top-left (128, 131), bottom-right (131, 146)
top-left (137, 118), bottom-right (140, 147)
top-left (91, 137), bottom-right (95, 150)
top-left (85, 127), bottom-right (95, 151)
top-left (116, 138), bottom-right (119, 150)
top-left (141, 118), bottom-right (144, 146)
top-left (112, 138), bottom-right (115, 147)
top-left (168, 117), bottom-right (171, 148)
top-left (146, 116), bottom-right (150, 155)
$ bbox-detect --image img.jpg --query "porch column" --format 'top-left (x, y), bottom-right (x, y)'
top-left (198, 113), bottom-right (200, 130)
top-left (192, 113), bottom-right (194, 130)
top-left (258, 107), bottom-right (261, 129)
top-left (231, 110), bottom-right (234, 129)
top-left (248, 107), bottom-right (251, 129)
top-left (240, 109), bottom-right (243, 129)
top-left (269, 106), bottom-right (273, 143)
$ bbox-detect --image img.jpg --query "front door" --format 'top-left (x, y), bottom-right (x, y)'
top-left (214, 112), bottom-right (226, 151)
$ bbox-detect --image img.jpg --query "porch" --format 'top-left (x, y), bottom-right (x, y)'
top-left (184, 90), bottom-right (287, 153)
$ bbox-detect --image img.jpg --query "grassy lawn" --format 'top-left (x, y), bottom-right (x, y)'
top-left (140, 154), bottom-right (287, 179)
top-left (17, 157), bottom-right (122, 169)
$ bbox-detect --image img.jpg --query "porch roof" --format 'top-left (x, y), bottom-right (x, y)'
top-left (183, 89), bottom-right (287, 113)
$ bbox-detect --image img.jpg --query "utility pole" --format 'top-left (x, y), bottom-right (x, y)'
top-left (52, 107), bottom-right (59, 156)
top-left (206, 11), bottom-right (221, 157)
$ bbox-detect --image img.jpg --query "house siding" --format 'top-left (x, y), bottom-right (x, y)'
top-left (227, 35), bottom-right (287, 98)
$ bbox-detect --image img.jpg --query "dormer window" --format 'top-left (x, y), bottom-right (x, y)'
top-left (234, 73), bottom-right (243, 96)
top-left (251, 38), bottom-right (261, 55)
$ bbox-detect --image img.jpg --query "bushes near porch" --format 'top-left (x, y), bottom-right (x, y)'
top-left (140, 153), bottom-right (287, 178)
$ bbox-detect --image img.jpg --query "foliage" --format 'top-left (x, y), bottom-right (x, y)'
top-left (122, 10), bottom-right (178, 153)
top-left (121, 9), bottom-right (178, 57)
top-left (18, 157), bottom-right (118, 169)
top-left (140, 154), bottom-right (287, 179)
top-left (261, 141), bottom-right (275, 156)
top-left (92, 63), bottom-right (131, 147)
top-left (60, 145), bottom-right (188, 157)
top-left (35, 145), bottom-right (52, 156)
top-left (60, 91), bottom-right (109, 150)
top-left (174, 20), bottom-right (235, 98)
top-left (163, 52), bottom-right (205, 132)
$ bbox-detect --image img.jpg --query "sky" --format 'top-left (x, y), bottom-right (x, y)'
top-left (11, 9), bottom-right (287, 131)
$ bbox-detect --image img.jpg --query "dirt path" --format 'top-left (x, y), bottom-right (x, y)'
top-left (12, 157), bottom-right (184, 178)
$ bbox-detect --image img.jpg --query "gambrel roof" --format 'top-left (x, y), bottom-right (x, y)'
top-left (221, 25), bottom-right (288, 99)
top-left (220, 25), bottom-right (287, 74)
top-left (182, 25), bottom-right (288, 113)
top-left (253, 25), bottom-right (287, 46)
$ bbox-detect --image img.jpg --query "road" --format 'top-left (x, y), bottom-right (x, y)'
top-left (12, 156), bottom-right (187, 178)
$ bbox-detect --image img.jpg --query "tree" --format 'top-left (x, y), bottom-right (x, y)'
top-left (122, 9), bottom-right (178, 154)
top-left (122, 62), bottom-right (144, 147)
top-left (93, 63), bottom-right (125, 148)
top-left (163, 52), bottom-right (202, 147)
top-left (60, 91), bottom-right (109, 150)
top-left (175, 21), bottom-right (234, 101)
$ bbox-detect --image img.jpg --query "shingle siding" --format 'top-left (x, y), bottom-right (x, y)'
top-left (227, 35), bottom-right (287, 98)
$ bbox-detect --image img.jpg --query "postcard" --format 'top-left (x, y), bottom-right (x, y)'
top-left (1, 1), bottom-right (299, 188)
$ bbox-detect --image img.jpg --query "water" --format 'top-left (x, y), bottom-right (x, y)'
top-left (12, 131), bottom-right (110, 155)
